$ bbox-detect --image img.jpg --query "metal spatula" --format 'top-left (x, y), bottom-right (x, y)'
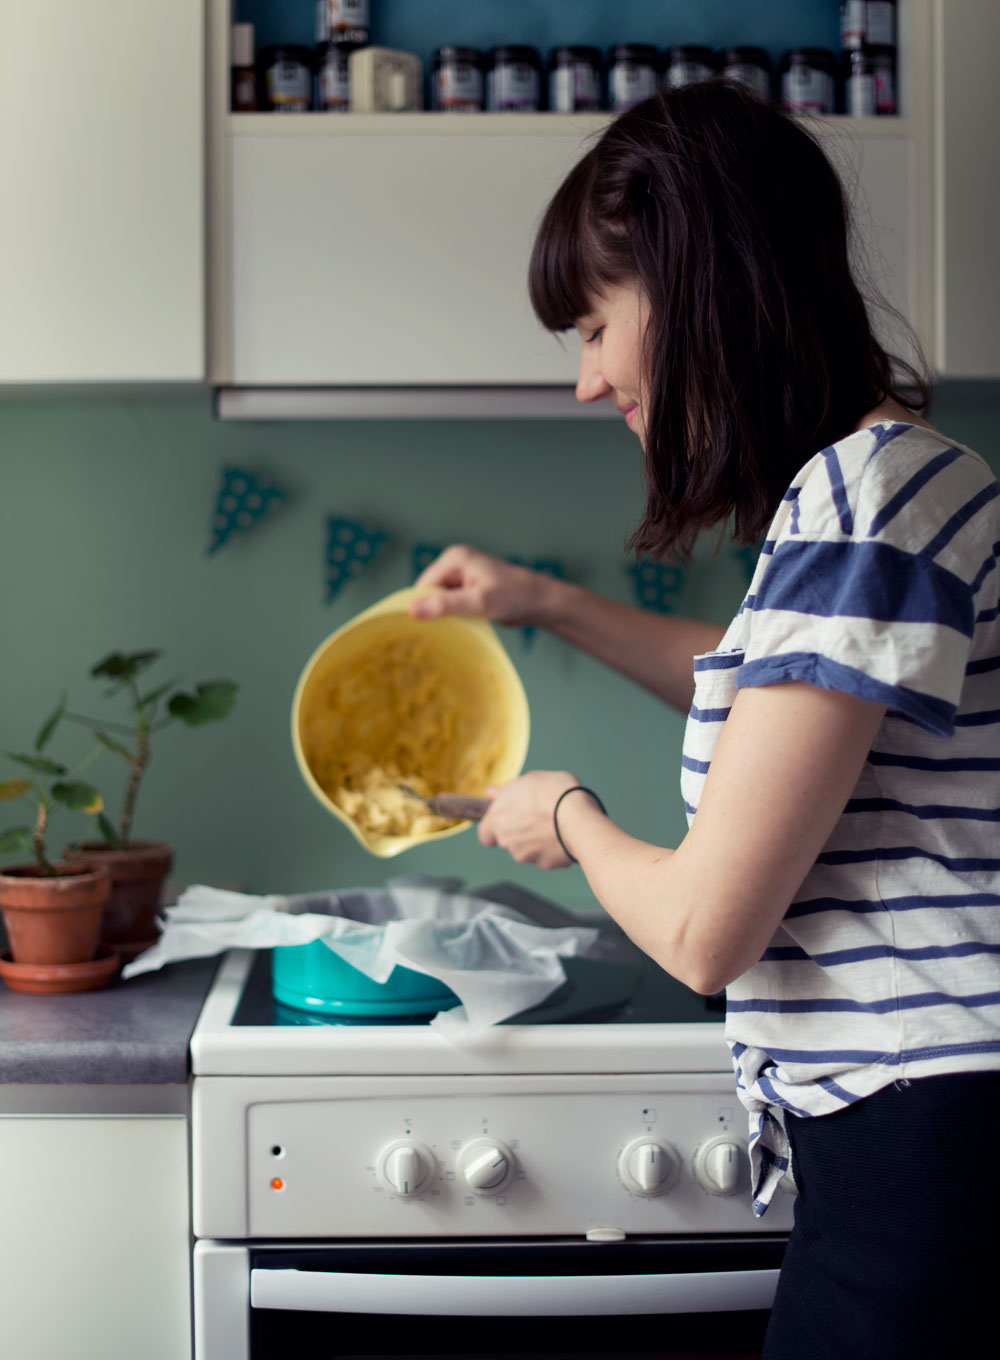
top-left (398, 783), bottom-right (491, 821)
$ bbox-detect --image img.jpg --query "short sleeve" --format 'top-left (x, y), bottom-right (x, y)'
top-left (735, 436), bottom-right (991, 737)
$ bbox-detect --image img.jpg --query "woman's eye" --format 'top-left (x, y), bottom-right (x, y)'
top-left (586, 327), bottom-right (604, 344)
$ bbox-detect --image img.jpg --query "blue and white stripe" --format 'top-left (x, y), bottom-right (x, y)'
top-left (681, 422), bottom-right (1000, 1215)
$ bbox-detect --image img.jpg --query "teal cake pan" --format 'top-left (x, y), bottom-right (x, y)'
top-left (271, 940), bottom-right (461, 1017)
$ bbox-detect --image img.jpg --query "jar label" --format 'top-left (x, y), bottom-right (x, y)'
top-left (316, 0), bottom-right (369, 45)
top-left (866, 1), bottom-right (896, 47)
top-left (846, 71), bottom-right (876, 116)
top-left (318, 52), bottom-right (351, 110)
top-left (723, 64), bottom-right (770, 100)
top-left (267, 61), bottom-right (312, 111)
top-left (782, 67), bottom-right (834, 115)
top-left (665, 61), bottom-right (713, 90)
top-left (487, 63), bottom-right (540, 111)
top-left (434, 63), bottom-right (484, 111)
top-left (549, 63), bottom-right (602, 112)
top-left (609, 61), bottom-right (659, 111)
top-left (874, 65), bottom-right (897, 114)
top-left (840, 0), bottom-right (867, 48)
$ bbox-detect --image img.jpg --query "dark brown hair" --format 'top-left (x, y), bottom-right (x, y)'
top-left (528, 82), bottom-right (930, 560)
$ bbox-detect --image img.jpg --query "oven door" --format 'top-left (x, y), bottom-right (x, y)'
top-left (195, 1236), bottom-right (786, 1360)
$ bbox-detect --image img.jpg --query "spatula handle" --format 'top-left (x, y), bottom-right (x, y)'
top-left (428, 794), bottom-right (491, 821)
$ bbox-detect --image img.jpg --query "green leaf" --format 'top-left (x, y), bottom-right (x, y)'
top-left (0, 778), bottom-right (33, 802)
top-left (35, 695), bottom-right (66, 752)
top-left (91, 650), bottom-right (161, 683)
top-left (3, 750), bottom-right (67, 776)
top-left (97, 812), bottom-right (123, 848)
top-left (51, 781), bottom-right (104, 814)
top-left (167, 680), bottom-right (238, 726)
top-left (92, 726), bottom-right (135, 763)
top-left (0, 826), bottom-right (33, 856)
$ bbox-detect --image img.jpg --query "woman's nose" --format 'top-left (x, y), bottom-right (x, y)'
top-left (576, 349), bottom-right (612, 404)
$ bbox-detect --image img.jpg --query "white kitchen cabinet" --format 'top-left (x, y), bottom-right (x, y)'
top-left (0, 1115), bottom-right (192, 1360)
top-left (208, 0), bottom-right (998, 395)
top-left (0, 1), bottom-right (204, 383)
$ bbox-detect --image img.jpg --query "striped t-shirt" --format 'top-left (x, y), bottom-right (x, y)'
top-left (680, 421), bottom-right (1000, 1215)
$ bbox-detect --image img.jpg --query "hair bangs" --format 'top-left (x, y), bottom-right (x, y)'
top-left (528, 146), bottom-right (632, 331)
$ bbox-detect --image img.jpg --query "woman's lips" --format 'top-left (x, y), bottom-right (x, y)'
top-left (623, 404), bottom-right (639, 429)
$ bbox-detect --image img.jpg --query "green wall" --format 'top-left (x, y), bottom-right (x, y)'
top-left (1, 382), bottom-right (997, 914)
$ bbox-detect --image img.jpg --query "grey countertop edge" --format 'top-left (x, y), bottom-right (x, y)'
top-left (0, 1083), bottom-right (190, 1115)
top-left (0, 956), bottom-right (220, 1092)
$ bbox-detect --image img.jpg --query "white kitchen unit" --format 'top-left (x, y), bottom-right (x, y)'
top-left (207, 0), bottom-right (1000, 402)
top-left (0, 1), bottom-right (204, 383)
top-left (0, 1101), bottom-right (192, 1360)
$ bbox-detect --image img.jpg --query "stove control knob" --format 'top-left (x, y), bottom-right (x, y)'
top-left (693, 1138), bottom-right (746, 1196)
top-left (618, 1138), bottom-right (679, 1196)
top-left (456, 1138), bottom-right (515, 1196)
top-left (377, 1139), bottom-right (435, 1198)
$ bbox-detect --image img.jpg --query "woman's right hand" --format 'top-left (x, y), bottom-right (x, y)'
top-left (409, 545), bottom-right (554, 626)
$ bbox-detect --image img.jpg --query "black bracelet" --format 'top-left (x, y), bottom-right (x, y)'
top-left (552, 785), bottom-right (607, 863)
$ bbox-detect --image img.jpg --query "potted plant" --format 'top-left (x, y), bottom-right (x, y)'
top-left (62, 651), bottom-right (238, 960)
top-left (0, 699), bottom-right (114, 994)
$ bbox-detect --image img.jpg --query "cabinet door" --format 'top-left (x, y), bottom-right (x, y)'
top-left (228, 119), bottom-right (589, 386)
top-left (934, 0), bottom-right (1000, 377)
top-left (0, 1117), bottom-right (191, 1360)
top-left (0, 1), bottom-right (204, 382)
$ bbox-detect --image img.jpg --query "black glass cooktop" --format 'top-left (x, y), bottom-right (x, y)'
top-left (232, 933), bottom-right (724, 1030)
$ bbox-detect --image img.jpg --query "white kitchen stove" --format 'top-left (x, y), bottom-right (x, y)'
top-left (190, 884), bottom-right (793, 1360)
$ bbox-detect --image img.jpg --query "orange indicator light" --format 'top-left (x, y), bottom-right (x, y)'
top-left (271, 1177), bottom-right (284, 1191)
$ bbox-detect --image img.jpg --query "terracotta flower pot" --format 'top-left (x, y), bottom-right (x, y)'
top-left (64, 841), bottom-right (173, 961)
top-left (0, 863), bottom-right (111, 966)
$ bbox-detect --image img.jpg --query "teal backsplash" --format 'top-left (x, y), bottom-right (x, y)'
top-left (1, 383), bottom-right (997, 912)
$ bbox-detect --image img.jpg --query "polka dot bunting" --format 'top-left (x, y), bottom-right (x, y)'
top-left (508, 556), bottom-right (567, 647)
top-left (627, 558), bottom-right (685, 613)
top-left (411, 542), bottom-right (444, 579)
top-left (325, 516), bottom-right (393, 603)
top-left (207, 465), bottom-right (286, 555)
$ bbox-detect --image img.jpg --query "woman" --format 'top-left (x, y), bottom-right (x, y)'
top-left (412, 84), bottom-right (1000, 1356)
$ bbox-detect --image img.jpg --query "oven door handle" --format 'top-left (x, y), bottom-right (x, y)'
top-left (250, 1265), bottom-right (780, 1316)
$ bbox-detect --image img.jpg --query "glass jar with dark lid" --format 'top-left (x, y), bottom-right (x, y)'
top-left (432, 46), bottom-right (484, 112)
top-left (259, 45), bottom-right (314, 113)
top-left (486, 46), bottom-right (542, 111)
top-left (663, 45), bottom-right (716, 90)
top-left (606, 44), bottom-right (660, 112)
top-left (717, 46), bottom-right (773, 101)
top-left (779, 47), bottom-right (837, 115)
top-left (548, 46), bottom-right (603, 112)
top-left (843, 45), bottom-right (896, 116)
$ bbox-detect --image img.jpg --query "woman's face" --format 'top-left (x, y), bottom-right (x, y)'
top-left (574, 283), bottom-right (649, 443)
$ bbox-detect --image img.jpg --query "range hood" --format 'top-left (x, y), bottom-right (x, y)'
top-left (214, 387), bottom-right (619, 421)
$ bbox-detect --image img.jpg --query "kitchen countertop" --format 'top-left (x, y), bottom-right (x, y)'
top-left (0, 956), bottom-right (219, 1087)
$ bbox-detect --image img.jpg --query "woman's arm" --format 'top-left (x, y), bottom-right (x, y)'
top-left (480, 681), bottom-right (887, 993)
top-left (412, 545), bottom-right (725, 712)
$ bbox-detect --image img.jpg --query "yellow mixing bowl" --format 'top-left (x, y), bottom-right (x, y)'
top-left (292, 586), bottom-right (531, 857)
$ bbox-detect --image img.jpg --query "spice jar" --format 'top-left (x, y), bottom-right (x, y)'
top-left (717, 46), bottom-right (772, 102)
top-left (486, 46), bottom-right (542, 112)
top-left (315, 0), bottom-right (370, 48)
top-left (779, 48), bottom-right (837, 115)
top-left (259, 46), bottom-right (314, 113)
top-left (840, 1), bottom-right (896, 51)
top-left (432, 47), bottom-right (484, 112)
top-left (547, 46), bottom-right (603, 112)
top-left (315, 43), bottom-right (351, 112)
top-left (663, 46), bottom-right (716, 90)
top-left (606, 44), bottom-right (660, 112)
top-left (844, 45), bottom-right (896, 116)
top-left (231, 23), bottom-right (257, 112)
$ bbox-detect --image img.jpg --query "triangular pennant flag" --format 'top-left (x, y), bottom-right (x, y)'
top-left (411, 542), bottom-right (445, 580)
top-left (324, 516), bottom-right (392, 603)
top-left (207, 465), bottom-right (287, 555)
top-left (627, 558), bottom-right (685, 613)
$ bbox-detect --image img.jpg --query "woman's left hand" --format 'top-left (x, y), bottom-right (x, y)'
top-left (478, 770), bottom-right (582, 869)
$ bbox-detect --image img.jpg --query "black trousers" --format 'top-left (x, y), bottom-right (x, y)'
top-left (762, 1070), bottom-right (1000, 1359)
